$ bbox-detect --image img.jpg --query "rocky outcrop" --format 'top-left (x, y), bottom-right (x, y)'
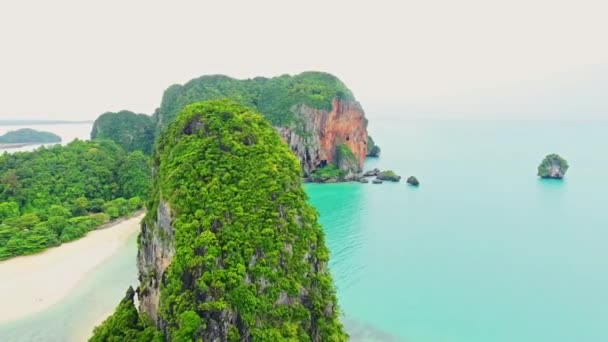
top-left (136, 100), bottom-right (346, 341)
top-left (377, 170), bottom-right (401, 182)
top-left (407, 176), bottom-right (420, 186)
top-left (276, 98), bottom-right (368, 176)
top-left (363, 168), bottom-right (380, 177)
top-left (366, 136), bottom-right (381, 157)
top-left (538, 154), bottom-right (569, 179)
top-left (137, 200), bottom-right (175, 325)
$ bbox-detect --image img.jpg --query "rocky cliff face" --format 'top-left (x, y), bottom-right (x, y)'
top-left (137, 200), bottom-right (175, 325)
top-left (276, 98), bottom-right (368, 176)
top-left (135, 100), bottom-right (346, 341)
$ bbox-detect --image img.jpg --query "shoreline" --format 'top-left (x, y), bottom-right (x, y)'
top-left (0, 142), bottom-right (37, 149)
top-left (0, 213), bottom-right (144, 323)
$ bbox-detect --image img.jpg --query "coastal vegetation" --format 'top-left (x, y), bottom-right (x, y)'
top-left (91, 111), bottom-right (155, 154)
top-left (336, 144), bottom-right (360, 173)
top-left (0, 128), bottom-right (61, 144)
top-left (90, 287), bottom-right (161, 342)
top-left (366, 136), bottom-right (381, 157)
top-left (155, 71), bottom-right (355, 128)
top-left (376, 170), bottom-right (401, 182)
top-left (538, 154), bottom-right (569, 179)
top-left (308, 164), bottom-right (346, 182)
top-left (0, 140), bottom-right (150, 260)
top-left (92, 100), bottom-right (346, 341)
top-left (90, 71), bottom-right (376, 179)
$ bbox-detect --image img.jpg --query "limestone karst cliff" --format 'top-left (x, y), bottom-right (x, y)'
top-left (91, 111), bottom-right (155, 154)
top-left (153, 72), bottom-right (374, 177)
top-left (91, 72), bottom-right (377, 178)
top-left (276, 98), bottom-right (367, 176)
top-left (91, 100), bottom-right (346, 341)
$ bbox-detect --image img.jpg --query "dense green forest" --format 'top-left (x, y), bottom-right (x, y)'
top-left (0, 139), bottom-right (150, 259)
top-left (0, 128), bottom-right (62, 144)
top-left (91, 111), bottom-right (155, 154)
top-left (92, 100), bottom-right (346, 341)
top-left (91, 72), bottom-right (356, 155)
top-left (155, 71), bottom-right (355, 127)
top-left (89, 72), bottom-right (375, 179)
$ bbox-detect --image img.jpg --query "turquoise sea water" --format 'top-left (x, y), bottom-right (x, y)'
top-left (2, 120), bottom-right (608, 341)
top-left (308, 119), bottom-right (608, 342)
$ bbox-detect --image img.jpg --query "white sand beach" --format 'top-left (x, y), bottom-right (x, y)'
top-left (0, 213), bottom-right (144, 323)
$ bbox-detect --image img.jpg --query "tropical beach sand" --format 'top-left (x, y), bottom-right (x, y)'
top-left (0, 213), bottom-right (144, 323)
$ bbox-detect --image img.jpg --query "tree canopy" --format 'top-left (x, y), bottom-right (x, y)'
top-left (92, 99), bottom-right (346, 341)
top-left (91, 111), bottom-right (155, 154)
top-left (0, 140), bottom-right (150, 259)
top-left (155, 71), bottom-right (355, 127)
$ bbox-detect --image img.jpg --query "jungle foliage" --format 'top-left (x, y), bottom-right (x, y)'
top-left (0, 140), bottom-right (150, 259)
top-left (155, 71), bottom-right (355, 127)
top-left (91, 111), bottom-right (155, 154)
top-left (92, 100), bottom-right (346, 341)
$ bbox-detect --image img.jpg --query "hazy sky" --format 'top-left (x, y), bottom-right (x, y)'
top-left (1, 0), bottom-right (606, 120)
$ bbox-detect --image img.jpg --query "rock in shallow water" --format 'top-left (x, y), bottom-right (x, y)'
top-left (407, 176), bottom-right (420, 186)
top-left (376, 170), bottom-right (401, 182)
top-left (372, 179), bottom-right (383, 184)
top-left (363, 168), bottom-right (380, 177)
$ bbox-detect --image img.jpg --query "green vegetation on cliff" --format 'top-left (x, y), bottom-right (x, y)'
top-left (91, 111), bottom-right (155, 154)
top-left (376, 170), bottom-right (401, 182)
top-left (155, 71), bottom-right (354, 127)
top-left (336, 144), bottom-right (360, 173)
top-left (366, 136), bottom-right (381, 157)
top-left (93, 100), bottom-right (346, 341)
top-left (0, 140), bottom-right (149, 259)
top-left (119, 151), bottom-right (151, 199)
top-left (308, 165), bottom-right (345, 182)
top-left (538, 154), bottom-right (569, 179)
top-left (0, 128), bottom-right (61, 144)
top-left (90, 287), bottom-right (161, 342)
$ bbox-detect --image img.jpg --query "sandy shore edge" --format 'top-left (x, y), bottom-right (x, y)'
top-left (0, 213), bottom-right (144, 323)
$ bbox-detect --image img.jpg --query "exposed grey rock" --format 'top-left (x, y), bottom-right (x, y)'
top-left (363, 168), bottom-right (380, 177)
top-left (137, 200), bottom-right (175, 325)
top-left (407, 176), bottom-right (420, 186)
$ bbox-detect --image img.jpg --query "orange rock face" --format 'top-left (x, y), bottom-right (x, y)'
top-left (276, 98), bottom-right (368, 176)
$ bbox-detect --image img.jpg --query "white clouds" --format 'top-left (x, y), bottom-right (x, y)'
top-left (0, 0), bottom-right (606, 119)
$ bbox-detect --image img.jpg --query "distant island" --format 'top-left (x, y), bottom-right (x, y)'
top-left (0, 128), bottom-right (62, 145)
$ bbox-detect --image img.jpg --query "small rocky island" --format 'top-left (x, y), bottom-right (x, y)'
top-left (407, 176), bottom-right (420, 186)
top-left (376, 170), bottom-right (401, 182)
top-left (0, 128), bottom-right (61, 146)
top-left (538, 154), bottom-right (569, 179)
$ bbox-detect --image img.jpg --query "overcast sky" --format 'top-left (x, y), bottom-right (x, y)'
top-left (0, 0), bottom-right (606, 120)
